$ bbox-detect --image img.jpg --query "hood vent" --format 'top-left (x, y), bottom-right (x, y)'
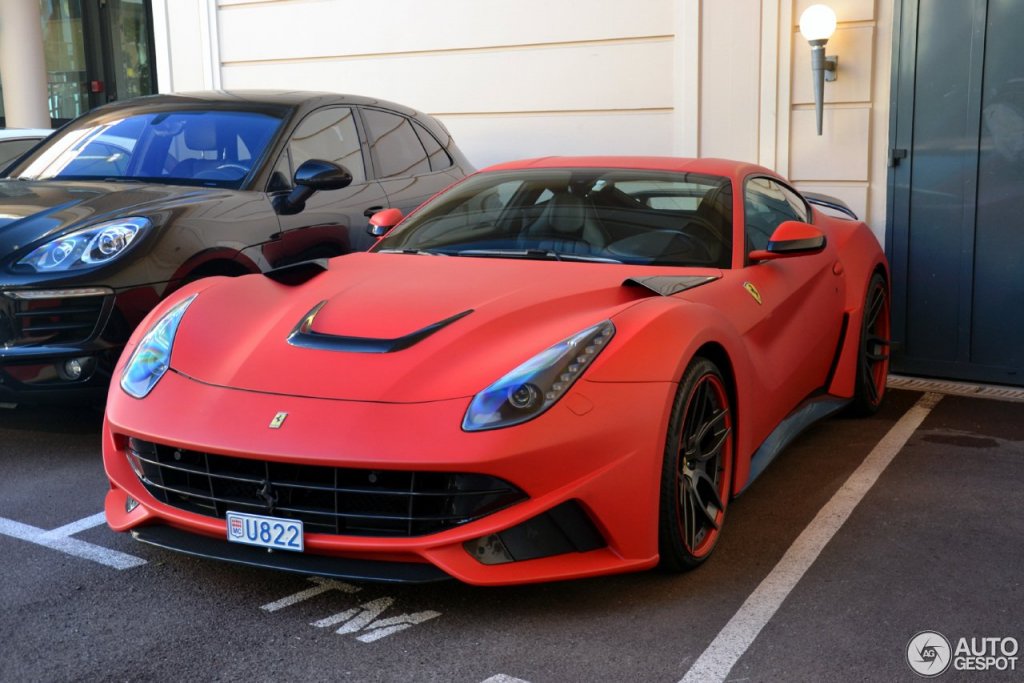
top-left (623, 275), bottom-right (720, 297)
top-left (263, 258), bottom-right (329, 286)
top-left (287, 302), bottom-right (473, 354)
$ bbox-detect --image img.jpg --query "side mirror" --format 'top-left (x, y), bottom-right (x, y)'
top-left (278, 160), bottom-right (353, 214)
top-left (367, 207), bottom-right (403, 237)
top-left (748, 220), bottom-right (826, 262)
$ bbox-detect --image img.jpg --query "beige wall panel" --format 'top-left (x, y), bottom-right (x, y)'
top-left (791, 26), bottom-right (874, 104)
top-left (164, 0), bottom-right (208, 91)
top-left (441, 111), bottom-right (674, 168)
top-left (217, 0), bottom-right (672, 63)
top-left (220, 40), bottom-right (673, 114)
top-left (789, 106), bottom-right (870, 181)
top-left (794, 0), bottom-right (875, 22)
top-left (867, 0), bottom-right (894, 233)
top-left (699, 0), bottom-right (762, 162)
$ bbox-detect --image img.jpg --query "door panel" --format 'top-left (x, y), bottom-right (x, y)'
top-left (888, 0), bottom-right (1024, 385)
top-left (971, 0), bottom-right (1024, 369)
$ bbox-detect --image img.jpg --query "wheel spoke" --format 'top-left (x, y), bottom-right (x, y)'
top-left (681, 477), bottom-right (700, 549)
top-left (701, 424), bottom-right (731, 462)
top-left (866, 286), bottom-right (885, 328)
top-left (693, 471), bottom-right (723, 529)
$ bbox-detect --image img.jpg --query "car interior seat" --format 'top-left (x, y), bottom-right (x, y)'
top-left (170, 120), bottom-right (233, 179)
top-left (519, 190), bottom-right (607, 254)
top-left (692, 185), bottom-right (733, 267)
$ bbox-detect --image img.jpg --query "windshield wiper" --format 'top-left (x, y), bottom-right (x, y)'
top-left (377, 248), bottom-right (448, 256)
top-left (456, 248), bottom-right (622, 264)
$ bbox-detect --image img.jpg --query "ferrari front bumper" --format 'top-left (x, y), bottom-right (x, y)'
top-left (103, 369), bottom-right (675, 585)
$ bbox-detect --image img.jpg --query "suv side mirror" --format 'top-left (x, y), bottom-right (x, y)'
top-left (277, 159), bottom-right (352, 214)
top-left (367, 207), bottom-right (403, 237)
top-left (749, 220), bottom-right (826, 262)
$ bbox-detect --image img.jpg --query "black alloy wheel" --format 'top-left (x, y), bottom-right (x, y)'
top-left (658, 356), bottom-right (734, 571)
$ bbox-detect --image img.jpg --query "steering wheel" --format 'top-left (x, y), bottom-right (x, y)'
top-left (214, 163), bottom-right (249, 175)
top-left (194, 163), bottom-right (250, 180)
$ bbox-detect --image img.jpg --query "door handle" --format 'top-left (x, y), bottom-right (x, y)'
top-left (363, 206), bottom-right (384, 218)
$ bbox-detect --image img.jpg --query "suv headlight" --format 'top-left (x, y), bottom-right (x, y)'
top-left (463, 320), bottom-right (615, 431)
top-left (17, 217), bottom-right (149, 272)
top-left (120, 294), bottom-right (197, 399)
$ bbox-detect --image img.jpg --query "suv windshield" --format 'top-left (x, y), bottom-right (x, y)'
top-left (375, 169), bottom-right (734, 268)
top-left (12, 109), bottom-right (284, 189)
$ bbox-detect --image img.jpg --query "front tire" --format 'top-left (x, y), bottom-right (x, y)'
top-left (658, 357), bottom-right (734, 571)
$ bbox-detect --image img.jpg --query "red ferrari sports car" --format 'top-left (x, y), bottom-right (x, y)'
top-left (103, 157), bottom-right (889, 585)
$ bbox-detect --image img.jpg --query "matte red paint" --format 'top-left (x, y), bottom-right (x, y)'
top-left (102, 157), bottom-right (888, 585)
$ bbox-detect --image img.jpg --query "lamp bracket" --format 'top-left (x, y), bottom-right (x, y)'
top-left (824, 55), bottom-right (838, 82)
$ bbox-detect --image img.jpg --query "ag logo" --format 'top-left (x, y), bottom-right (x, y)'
top-left (907, 631), bottom-right (952, 677)
top-left (269, 411), bottom-right (288, 429)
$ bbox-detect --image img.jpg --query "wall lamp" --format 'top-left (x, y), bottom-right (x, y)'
top-left (799, 4), bottom-right (838, 135)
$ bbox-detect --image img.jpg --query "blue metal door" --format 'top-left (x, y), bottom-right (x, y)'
top-left (888, 0), bottom-right (1024, 385)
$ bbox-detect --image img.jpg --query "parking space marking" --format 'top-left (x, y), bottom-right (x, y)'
top-left (260, 576), bottom-right (360, 612)
top-left (313, 596), bottom-right (441, 642)
top-left (481, 676), bottom-right (532, 683)
top-left (680, 392), bottom-right (943, 683)
top-left (263, 576), bottom-right (442, 642)
top-left (0, 512), bottom-right (146, 570)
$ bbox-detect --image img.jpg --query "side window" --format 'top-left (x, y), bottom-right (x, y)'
top-left (778, 183), bottom-right (810, 222)
top-left (411, 120), bottom-right (452, 171)
top-left (287, 107), bottom-right (366, 184)
top-left (744, 177), bottom-right (803, 251)
top-left (362, 109), bottom-right (430, 178)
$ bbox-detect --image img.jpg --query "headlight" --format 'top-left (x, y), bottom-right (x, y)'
top-left (120, 294), bottom-right (197, 399)
top-left (17, 217), bottom-right (149, 272)
top-left (463, 320), bottom-right (615, 431)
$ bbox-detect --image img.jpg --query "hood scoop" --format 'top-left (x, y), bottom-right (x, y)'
top-left (287, 301), bottom-right (474, 354)
top-left (263, 258), bottom-right (329, 286)
top-left (623, 274), bottom-right (720, 297)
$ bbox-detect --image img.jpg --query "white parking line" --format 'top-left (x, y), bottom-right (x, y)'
top-left (0, 512), bottom-right (146, 570)
top-left (481, 676), bottom-right (532, 683)
top-left (680, 392), bottom-right (943, 683)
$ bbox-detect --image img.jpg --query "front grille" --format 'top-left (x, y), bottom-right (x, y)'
top-left (0, 294), bottom-right (107, 347)
top-left (127, 439), bottom-right (526, 537)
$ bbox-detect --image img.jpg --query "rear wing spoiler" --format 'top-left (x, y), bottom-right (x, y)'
top-left (803, 191), bottom-right (858, 220)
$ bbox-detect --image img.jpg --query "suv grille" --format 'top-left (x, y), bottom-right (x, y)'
top-left (127, 439), bottom-right (526, 537)
top-left (0, 294), bottom-right (107, 347)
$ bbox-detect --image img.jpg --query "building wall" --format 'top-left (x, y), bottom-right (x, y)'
top-left (153, 0), bottom-right (892, 236)
top-left (699, 0), bottom-right (893, 238)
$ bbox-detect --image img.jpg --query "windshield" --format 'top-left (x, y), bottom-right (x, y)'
top-left (12, 109), bottom-right (284, 189)
top-left (375, 168), bottom-right (733, 267)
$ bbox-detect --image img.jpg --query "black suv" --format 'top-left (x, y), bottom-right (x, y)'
top-left (0, 91), bottom-right (472, 404)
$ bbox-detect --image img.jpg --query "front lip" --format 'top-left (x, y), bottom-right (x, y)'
top-left (103, 369), bottom-right (674, 585)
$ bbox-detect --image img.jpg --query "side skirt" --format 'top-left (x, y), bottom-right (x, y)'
top-left (738, 395), bottom-right (849, 494)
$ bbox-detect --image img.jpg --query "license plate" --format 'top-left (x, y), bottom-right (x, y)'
top-left (226, 511), bottom-right (303, 552)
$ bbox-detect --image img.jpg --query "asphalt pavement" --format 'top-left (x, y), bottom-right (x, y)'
top-left (1, 389), bottom-right (1021, 682)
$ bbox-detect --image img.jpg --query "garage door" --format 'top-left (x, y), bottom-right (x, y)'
top-left (887, 0), bottom-right (1024, 386)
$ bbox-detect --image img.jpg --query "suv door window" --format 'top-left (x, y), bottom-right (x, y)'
top-left (284, 107), bottom-right (366, 186)
top-left (362, 108), bottom-right (430, 178)
top-left (744, 177), bottom-right (805, 251)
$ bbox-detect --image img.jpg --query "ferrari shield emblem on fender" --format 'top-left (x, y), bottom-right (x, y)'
top-left (269, 411), bottom-right (288, 429)
top-left (743, 282), bottom-right (763, 305)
